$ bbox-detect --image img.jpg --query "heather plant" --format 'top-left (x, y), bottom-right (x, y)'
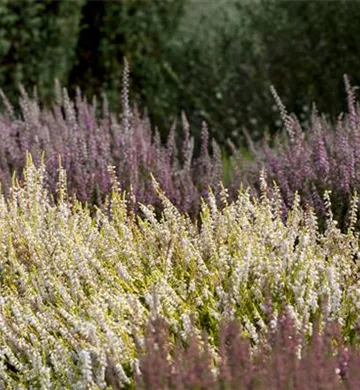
top-left (2, 157), bottom-right (360, 387)
top-left (232, 75), bottom-right (360, 231)
top-left (137, 314), bottom-right (360, 390)
top-left (0, 72), bottom-right (222, 216)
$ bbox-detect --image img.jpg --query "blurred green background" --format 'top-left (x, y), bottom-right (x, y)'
top-left (1, 0), bottom-right (360, 146)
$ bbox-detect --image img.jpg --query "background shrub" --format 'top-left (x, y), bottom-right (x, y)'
top-left (167, 0), bottom-right (360, 143)
top-left (69, 0), bottom-right (186, 137)
top-left (0, 0), bottom-right (84, 103)
top-left (3, 0), bottom-right (360, 145)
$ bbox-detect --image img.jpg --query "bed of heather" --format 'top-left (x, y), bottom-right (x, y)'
top-left (0, 67), bottom-right (222, 217)
top-left (0, 154), bottom-right (360, 388)
top-left (4, 73), bottom-right (360, 388)
top-left (232, 76), bottom-right (360, 231)
top-left (3, 74), bottom-right (360, 232)
top-left (4, 1), bottom-right (360, 388)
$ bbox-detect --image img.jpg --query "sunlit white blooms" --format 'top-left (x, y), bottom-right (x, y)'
top-left (0, 156), bottom-right (360, 387)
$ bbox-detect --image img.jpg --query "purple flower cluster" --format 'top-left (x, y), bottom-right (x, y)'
top-left (233, 75), bottom-right (360, 229)
top-left (0, 83), bottom-right (222, 216)
top-left (2, 73), bottom-right (360, 229)
top-left (135, 313), bottom-right (360, 390)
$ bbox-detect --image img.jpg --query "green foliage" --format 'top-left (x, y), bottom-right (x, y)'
top-left (165, 0), bottom-right (360, 143)
top-left (245, 0), bottom-right (360, 125)
top-left (69, 0), bottom-right (186, 134)
top-left (166, 0), bottom-right (270, 143)
top-left (0, 0), bottom-right (84, 104)
top-left (3, 0), bottom-right (360, 147)
top-left (102, 0), bottom-right (186, 129)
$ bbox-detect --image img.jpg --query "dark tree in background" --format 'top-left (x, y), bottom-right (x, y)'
top-left (68, 0), bottom-right (106, 102)
top-left (100, 0), bottom-right (185, 129)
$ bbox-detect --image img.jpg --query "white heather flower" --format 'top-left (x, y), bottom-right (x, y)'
top-left (132, 358), bottom-right (141, 377)
top-left (269, 319), bottom-right (277, 330)
top-left (196, 297), bottom-right (203, 307)
top-left (244, 318), bottom-right (259, 344)
top-left (39, 366), bottom-right (51, 390)
top-left (188, 279), bottom-right (196, 293)
top-left (181, 312), bottom-right (193, 338)
top-left (93, 350), bottom-right (107, 390)
top-left (80, 349), bottom-right (93, 385)
top-left (0, 359), bottom-right (11, 385)
top-left (115, 363), bottom-right (130, 386)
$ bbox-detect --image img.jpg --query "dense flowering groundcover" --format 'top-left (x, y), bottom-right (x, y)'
top-left (0, 65), bottom-right (222, 217)
top-left (232, 75), bottom-right (360, 230)
top-left (3, 71), bottom-right (360, 387)
top-left (2, 157), bottom-right (360, 388)
top-left (137, 315), bottom-right (359, 390)
top-left (2, 74), bottom-right (360, 232)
